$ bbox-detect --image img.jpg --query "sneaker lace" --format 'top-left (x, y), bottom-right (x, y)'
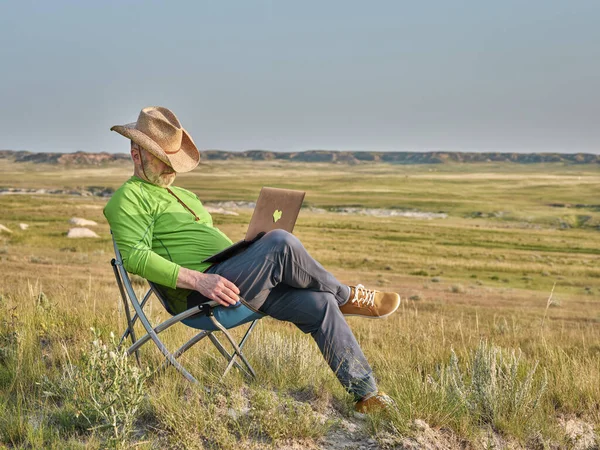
top-left (351, 284), bottom-right (376, 307)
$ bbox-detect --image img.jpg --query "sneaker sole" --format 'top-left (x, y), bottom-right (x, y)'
top-left (342, 306), bottom-right (400, 319)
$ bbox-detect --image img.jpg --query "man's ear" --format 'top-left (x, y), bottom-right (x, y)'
top-left (131, 146), bottom-right (141, 163)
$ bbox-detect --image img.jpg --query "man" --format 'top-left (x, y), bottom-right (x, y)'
top-left (104, 106), bottom-right (401, 414)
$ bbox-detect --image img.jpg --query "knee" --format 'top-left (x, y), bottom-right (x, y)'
top-left (264, 229), bottom-right (300, 251)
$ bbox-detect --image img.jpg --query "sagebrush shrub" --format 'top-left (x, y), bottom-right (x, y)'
top-left (431, 341), bottom-right (547, 430)
top-left (78, 329), bottom-right (150, 447)
top-left (47, 329), bottom-right (151, 448)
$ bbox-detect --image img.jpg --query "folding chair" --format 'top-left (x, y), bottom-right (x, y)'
top-left (110, 235), bottom-right (265, 383)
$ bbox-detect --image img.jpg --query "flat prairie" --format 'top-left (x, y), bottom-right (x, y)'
top-left (0, 157), bottom-right (599, 449)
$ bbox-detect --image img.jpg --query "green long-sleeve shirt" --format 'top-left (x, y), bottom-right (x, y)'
top-left (104, 176), bottom-right (233, 313)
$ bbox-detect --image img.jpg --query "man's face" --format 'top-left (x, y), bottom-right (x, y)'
top-left (133, 144), bottom-right (177, 187)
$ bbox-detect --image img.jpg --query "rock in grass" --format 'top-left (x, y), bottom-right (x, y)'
top-left (204, 206), bottom-right (239, 216)
top-left (69, 217), bottom-right (98, 226)
top-left (19, 223), bottom-right (29, 230)
top-left (67, 227), bottom-right (99, 238)
top-left (0, 224), bottom-right (12, 234)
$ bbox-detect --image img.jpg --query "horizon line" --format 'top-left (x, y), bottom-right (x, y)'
top-left (2, 148), bottom-right (599, 156)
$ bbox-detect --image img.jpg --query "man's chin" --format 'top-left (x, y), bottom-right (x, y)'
top-left (151, 174), bottom-right (176, 188)
top-left (159, 178), bottom-right (175, 188)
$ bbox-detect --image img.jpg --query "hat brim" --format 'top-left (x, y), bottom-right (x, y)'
top-left (111, 123), bottom-right (200, 173)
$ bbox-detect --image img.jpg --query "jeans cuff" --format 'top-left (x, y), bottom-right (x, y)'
top-left (348, 372), bottom-right (378, 401)
top-left (338, 285), bottom-right (351, 306)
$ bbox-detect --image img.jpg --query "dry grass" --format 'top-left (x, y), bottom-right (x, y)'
top-left (0, 159), bottom-right (599, 448)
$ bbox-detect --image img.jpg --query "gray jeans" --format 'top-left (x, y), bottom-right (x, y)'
top-left (201, 229), bottom-right (377, 400)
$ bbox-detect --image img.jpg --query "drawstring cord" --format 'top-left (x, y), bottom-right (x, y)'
top-left (166, 187), bottom-right (200, 221)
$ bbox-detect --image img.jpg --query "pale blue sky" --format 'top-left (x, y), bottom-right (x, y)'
top-left (1, 1), bottom-right (599, 153)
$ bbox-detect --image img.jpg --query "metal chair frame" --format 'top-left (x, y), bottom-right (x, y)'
top-left (110, 237), bottom-right (262, 383)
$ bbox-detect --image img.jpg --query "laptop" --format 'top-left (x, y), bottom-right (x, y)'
top-left (203, 187), bottom-right (305, 264)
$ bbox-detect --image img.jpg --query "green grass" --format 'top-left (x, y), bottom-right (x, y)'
top-left (0, 158), bottom-right (599, 448)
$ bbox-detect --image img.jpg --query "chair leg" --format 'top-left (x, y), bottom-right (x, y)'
top-left (172, 330), bottom-right (211, 359)
top-left (157, 323), bottom-right (259, 381)
top-left (116, 265), bottom-right (200, 384)
top-left (208, 334), bottom-right (251, 378)
top-left (239, 320), bottom-right (259, 349)
top-left (119, 289), bottom-right (152, 343)
top-left (149, 336), bottom-right (200, 384)
top-left (221, 320), bottom-right (259, 379)
top-left (154, 329), bottom-right (253, 381)
top-left (209, 316), bottom-right (257, 379)
top-left (113, 264), bottom-right (141, 365)
top-left (156, 330), bottom-right (211, 375)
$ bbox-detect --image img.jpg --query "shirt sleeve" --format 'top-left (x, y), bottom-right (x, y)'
top-left (104, 184), bottom-right (181, 289)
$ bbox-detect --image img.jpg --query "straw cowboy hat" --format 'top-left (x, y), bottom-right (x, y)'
top-left (111, 106), bottom-right (200, 173)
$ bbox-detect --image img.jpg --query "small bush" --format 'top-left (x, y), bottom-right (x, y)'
top-left (451, 284), bottom-right (465, 294)
top-left (79, 329), bottom-right (150, 446)
top-left (35, 292), bottom-right (52, 311)
top-left (430, 341), bottom-right (547, 432)
top-left (548, 298), bottom-right (561, 308)
top-left (410, 270), bottom-right (429, 276)
top-left (46, 329), bottom-right (151, 448)
top-left (431, 277), bottom-right (441, 283)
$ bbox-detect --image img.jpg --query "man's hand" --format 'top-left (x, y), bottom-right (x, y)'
top-left (194, 273), bottom-right (240, 306)
top-left (177, 267), bottom-right (240, 307)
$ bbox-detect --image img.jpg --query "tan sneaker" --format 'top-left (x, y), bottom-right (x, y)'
top-left (355, 392), bottom-right (396, 416)
top-left (340, 284), bottom-right (400, 318)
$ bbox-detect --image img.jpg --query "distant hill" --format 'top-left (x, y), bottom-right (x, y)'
top-left (0, 149), bottom-right (598, 165)
top-left (0, 150), bottom-right (130, 165)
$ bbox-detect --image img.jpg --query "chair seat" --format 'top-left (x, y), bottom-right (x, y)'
top-left (182, 302), bottom-right (264, 332)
